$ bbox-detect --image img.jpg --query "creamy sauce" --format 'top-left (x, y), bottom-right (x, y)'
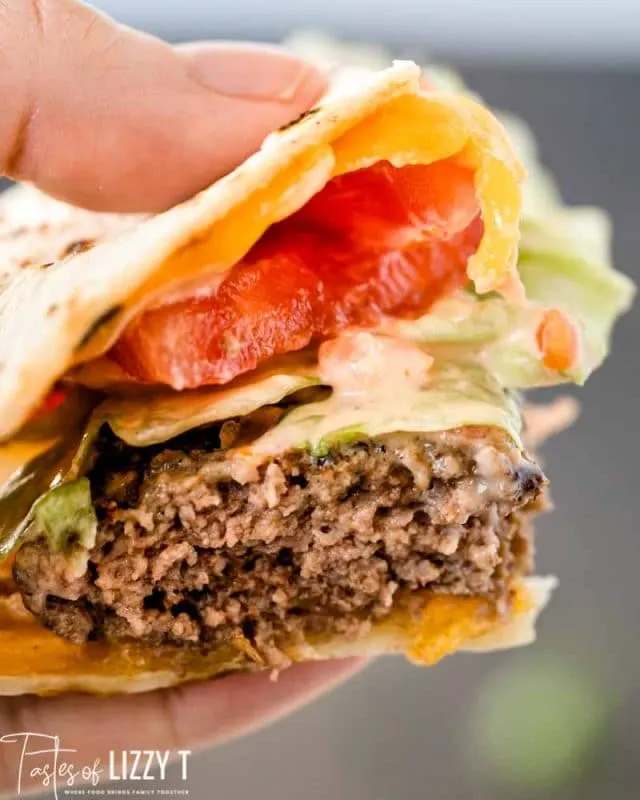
top-left (232, 349), bottom-right (521, 465)
top-left (318, 331), bottom-right (433, 395)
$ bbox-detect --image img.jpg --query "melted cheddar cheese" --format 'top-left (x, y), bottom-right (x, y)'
top-left (75, 91), bottom-right (524, 369)
top-left (0, 585), bottom-right (534, 695)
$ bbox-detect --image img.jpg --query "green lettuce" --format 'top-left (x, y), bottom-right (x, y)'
top-left (389, 142), bottom-right (634, 390)
top-left (33, 478), bottom-right (97, 571)
top-left (247, 359), bottom-right (523, 459)
top-left (0, 371), bottom-right (319, 558)
top-left (425, 59), bottom-right (634, 382)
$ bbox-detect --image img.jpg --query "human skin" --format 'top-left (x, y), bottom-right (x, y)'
top-left (0, 0), bottom-right (326, 211)
top-left (0, 659), bottom-right (366, 797)
top-left (0, 1), bottom-right (365, 796)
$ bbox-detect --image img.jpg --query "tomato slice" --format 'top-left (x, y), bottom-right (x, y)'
top-left (30, 387), bottom-right (68, 421)
top-left (115, 245), bottom-right (319, 386)
top-left (111, 159), bottom-right (482, 389)
top-left (536, 309), bottom-right (580, 373)
top-left (293, 160), bottom-right (479, 249)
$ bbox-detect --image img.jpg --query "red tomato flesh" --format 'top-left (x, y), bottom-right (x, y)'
top-left (111, 159), bottom-right (482, 388)
top-left (30, 387), bottom-right (68, 421)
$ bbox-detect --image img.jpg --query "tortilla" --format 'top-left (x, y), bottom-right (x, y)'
top-left (0, 577), bottom-right (555, 696)
top-left (0, 184), bottom-right (142, 277)
top-left (0, 61), bottom-right (524, 442)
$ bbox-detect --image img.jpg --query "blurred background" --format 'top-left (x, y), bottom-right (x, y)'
top-left (97, 0), bottom-right (640, 65)
top-left (25, 1), bottom-right (640, 798)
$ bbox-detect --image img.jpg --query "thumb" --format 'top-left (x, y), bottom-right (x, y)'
top-left (0, 1), bottom-right (326, 212)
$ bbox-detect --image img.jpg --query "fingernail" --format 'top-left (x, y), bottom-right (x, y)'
top-left (182, 44), bottom-right (324, 103)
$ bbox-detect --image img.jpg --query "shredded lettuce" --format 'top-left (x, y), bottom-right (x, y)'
top-left (481, 202), bottom-right (634, 387)
top-left (101, 372), bottom-right (319, 448)
top-left (0, 373), bottom-right (318, 558)
top-left (7, 357), bottom-right (521, 564)
top-left (34, 478), bottom-right (97, 561)
top-left (0, 389), bottom-right (94, 558)
top-left (386, 124), bottom-right (634, 389)
top-left (285, 32), bottom-right (635, 390)
top-left (246, 359), bottom-right (522, 459)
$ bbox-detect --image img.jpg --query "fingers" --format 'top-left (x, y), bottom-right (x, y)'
top-left (0, 659), bottom-right (366, 796)
top-left (163, 657), bottom-right (367, 749)
top-left (0, 1), bottom-right (326, 212)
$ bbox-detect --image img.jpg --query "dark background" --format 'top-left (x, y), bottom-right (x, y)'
top-left (11, 8), bottom-right (639, 799)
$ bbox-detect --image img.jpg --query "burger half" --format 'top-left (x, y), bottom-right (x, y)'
top-left (0, 60), bottom-right (632, 694)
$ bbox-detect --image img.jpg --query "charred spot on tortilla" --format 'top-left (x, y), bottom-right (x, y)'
top-left (75, 305), bottom-right (124, 352)
top-left (61, 239), bottom-right (96, 259)
top-left (278, 106), bottom-right (321, 132)
top-left (6, 226), bottom-right (28, 240)
top-left (21, 260), bottom-right (54, 270)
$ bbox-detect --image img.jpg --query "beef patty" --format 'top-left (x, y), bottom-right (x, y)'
top-left (14, 424), bottom-right (546, 663)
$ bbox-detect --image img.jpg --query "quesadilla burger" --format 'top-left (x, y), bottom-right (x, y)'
top-left (0, 60), bottom-right (633, 696)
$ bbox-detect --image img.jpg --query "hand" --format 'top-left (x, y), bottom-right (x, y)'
top-left (0, 0), bottom-right (326, 211)
top-left (0, 659), bottom-right (365, 797)
top-left (0, 1), bottom-right (364, 795)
